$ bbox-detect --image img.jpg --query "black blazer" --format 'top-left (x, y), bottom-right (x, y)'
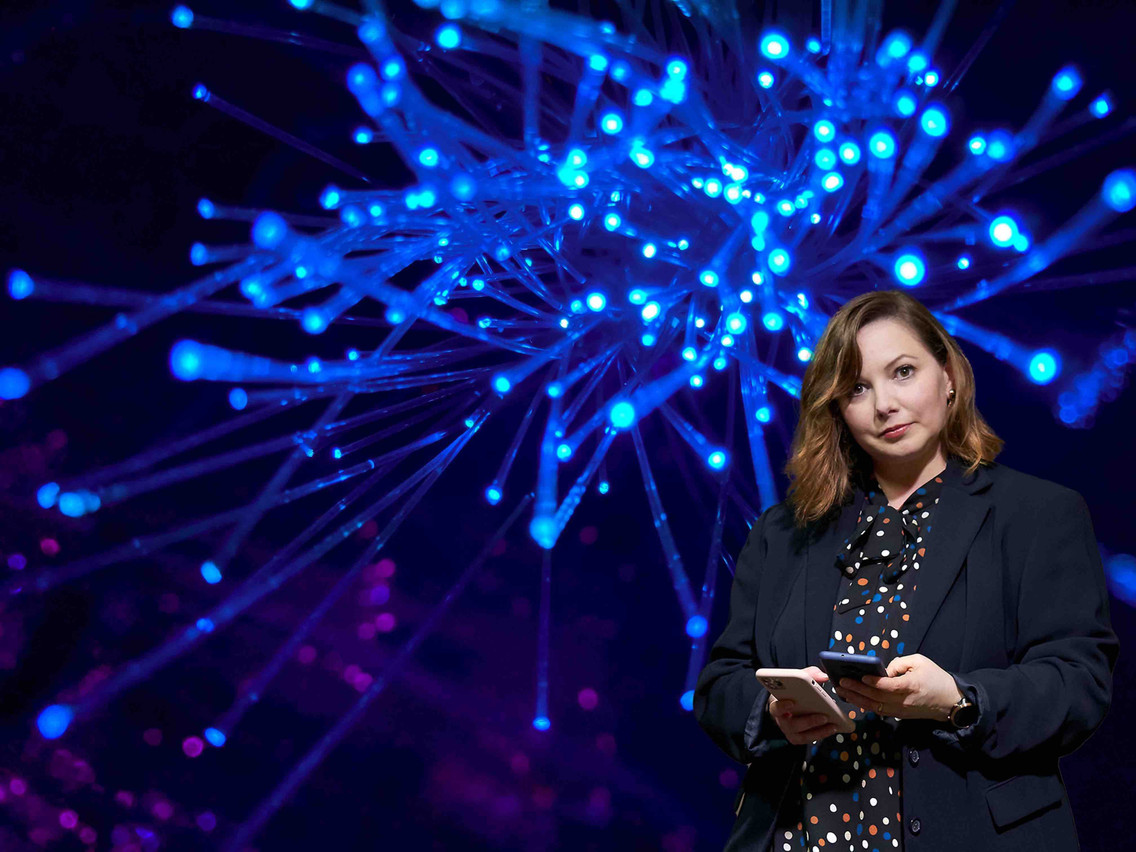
top-left (695, 459), bottom-right (1118, 851)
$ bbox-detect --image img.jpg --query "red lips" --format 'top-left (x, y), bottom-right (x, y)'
top-left (879, 423), bottom-right (911, 437)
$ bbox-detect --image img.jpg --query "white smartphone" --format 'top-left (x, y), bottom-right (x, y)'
top-left (755, 667), bottom-right (855, 734)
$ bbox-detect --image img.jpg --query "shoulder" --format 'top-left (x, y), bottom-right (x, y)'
top-left (981, 460), bottom-right (1090, 524)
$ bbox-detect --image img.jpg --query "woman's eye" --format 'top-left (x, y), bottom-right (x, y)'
top-left (896, 364), bottom-right (914, 378)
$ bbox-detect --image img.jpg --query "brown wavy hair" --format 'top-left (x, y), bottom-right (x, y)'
top-left (784, 290), bottom-right (1003, 528)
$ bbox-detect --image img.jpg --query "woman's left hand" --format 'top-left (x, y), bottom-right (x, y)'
top-left (833, 654), bottom-right (963, 721)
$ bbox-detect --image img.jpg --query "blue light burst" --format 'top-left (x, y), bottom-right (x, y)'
top-left (5, 2), bottom-right (1135, 846)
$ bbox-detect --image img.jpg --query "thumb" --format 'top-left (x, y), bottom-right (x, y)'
top-left (805, 665), bottom-right (829, 683)
top-left (886, 656), bottom-right (916, 677)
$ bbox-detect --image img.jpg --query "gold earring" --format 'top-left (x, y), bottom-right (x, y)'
top-left (947, 388), bottom-right (956, 406)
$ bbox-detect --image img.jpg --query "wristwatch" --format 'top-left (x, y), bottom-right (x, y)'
top-left (947, 694), bottom-right (978, 729)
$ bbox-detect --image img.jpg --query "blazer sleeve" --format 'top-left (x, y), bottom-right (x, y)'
top-left (694, 506), bottom-right (789, 764)
top-left (936, 489), bottom-right (1119, 760)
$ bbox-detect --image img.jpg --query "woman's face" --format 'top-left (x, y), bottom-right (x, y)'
top-left (836, 317), bottom-right (953, 476)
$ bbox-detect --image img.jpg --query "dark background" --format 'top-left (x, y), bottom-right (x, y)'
top-left (1, 1), bottom-right (1134, 849)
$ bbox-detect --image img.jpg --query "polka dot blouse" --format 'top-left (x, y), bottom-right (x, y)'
top-left (773, 465), bottom-right (946, 852)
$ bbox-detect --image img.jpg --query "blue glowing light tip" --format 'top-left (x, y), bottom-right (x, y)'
top-left (532, 715), bottom-right (551, 731)
top-left (679, 690), bottom-right (695, 712)
top-left (170, 5), bottom-right (194, 29)
top-left (685, 615), bottom-right (709, 638)
top-left (37, 704), bottom-right (74, 739)
top-left (8, 269), bottom-right (34, 300)
top-left (201, 560), bottom-right (223, 584)
top-left (0, 366), bottom-right (31, 400)
top-left (204, 727), bottom-right (227, 747)
top-left (1102, 169), bottom-right (1136, 213)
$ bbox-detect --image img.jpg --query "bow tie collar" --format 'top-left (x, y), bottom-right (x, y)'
top-left (833, 472), bottom-right (945, 612)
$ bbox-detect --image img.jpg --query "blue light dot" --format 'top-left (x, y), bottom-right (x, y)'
top-left (869, 131), bottom-right (897, 159)
top-left (757, 70), bottom-right (775, 89)
top-left (760, 31), bottom-right (790, 61)
top-left (418, 148), bottom-right (440, 168)
top-left (556, 443), bottom-right (572, 460)
top-left (838, 142), bottom-right (861, 165)
top-left (957, 255), bottom-right (971, 270)
top-left (920, 106), bottom-right (949, 137)
top-left (435, 23), bottom-right (461, 49)
top-left (882, 30), bottom-right (911, 60)
top-left (228, 388), bottom-right (248, 410)
top-left (814, 148), bottom-right (837, 170)
top-left (666, 58), bottom-right (688, 78)
top-left (600, 112), bottom-right (623, 134)
top-left (726, 312), bottom-right (747, 333)
top-left (353, 126), bottom-right (374, 144)
top-left (1028, 350), bottom-right (1061, 385)
top-left (797, 347), bottom-right (813, 362)
top-left (196, 198), bottom-right (215, 219)
top-left (641, 301), bottom-right (661, 321)
top-left (1051, 65), bottom-right (1082, 100)
top-left (598, 481), bottom-right (610, 495)
top-left (610, 401), bottom-right (636, 428)
top-left (806, 37), bottom-right (821, 54)
top-left (822, 172), bottom-right (844, 192)
top-left (204, 728), bottom-right (227, 747)
top-left (251, 212), bottom-right (287, 249)
top-left (589, 54), bottom-right (609, 72)
top-left (707, 450), bottom-right (727, 470)
top-left (201, 560), bottom-right (223, 584)
top-left (196, 617), bottom-right (215, 633)
top-left (699, 269), bottom-right (719, 287)
top-left (1102, 169), bottom-right (1136, 213)
top-left (689, 375), bottom-right (704, 388)
top-left (567, 203), bottom-right (585, 221)
top-left (586, 292), bottom-right (606, 311)
top-left (986, 131), bottom-right (1013, 162)
top-left (894, 91), bottom-right (916, 117)
top-left (813, 120), bottom-right (835, 141)
top-left (762, 311), bottom-right (784, 331)
top-left (485, 486), bottom-right (502, 505)
top-left (58, 492), bottom-right (86, 517)
top-left (756, 406), bottom-right (772, 422)
top-left (289, 0), bottom-right (314, 9)
top-left (170, 340), bottom-right (203, 381)
top-left (968, 135), bottom-right (987, 155)
top-left (907, 51), bottom-right (928, 72)
top-left (768, 248), bottom-right (791, 275)
top-left (989, 216), bottom-right (1018, 247)
top-left (685, 615), bottom-right (708, 638)
top-left (37, 482), bottom-right (60, 509)
top-left (532, 715), bottom-right (551, 731)
top-left (37, 705), bottom-right (74, 739)
top-left (632, 88), bottom-right (653, 107)
top-left (529, 515), bottom-right (556, 549)
top-left (704, 178), bottom-right (722, 197)
top-left (679, 690), bottom-right (695, 712)
top-left (192, 83), bottom-right (209, 101)
top-left (492, 375), bottom-right (511, 394)
top-left (893, 252), bottom-right (926, 285)
top-left (924, 70), bottom-right (940, 87)
top-left (604, 212), bottom-right (621, 231)
top-left (1091, 94), bottom-right (1112, 118)
top-left (642, 242), bottom-right (657, 258)
top-left (5, 269), bottom-right (33, 302)
top-left (628, 289), bottom-right (647, 304)
top-left (170, 6), bottom-right (194, 29)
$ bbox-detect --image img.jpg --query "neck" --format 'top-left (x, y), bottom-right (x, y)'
top-left (871, 446), bottom-right (948, 505)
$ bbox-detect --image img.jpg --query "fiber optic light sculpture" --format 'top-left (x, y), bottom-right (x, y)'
top-left (3, 1), bottom-right (1134, 846)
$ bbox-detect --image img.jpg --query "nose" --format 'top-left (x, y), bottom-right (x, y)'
top-left (874, 388), bottom-right (899, 421)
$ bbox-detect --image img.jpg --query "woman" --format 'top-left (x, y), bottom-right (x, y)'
top-left (695, 290), bottom-right (1117, 851)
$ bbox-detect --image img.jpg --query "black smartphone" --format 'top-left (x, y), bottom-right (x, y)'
top-left (818, 651), bottom-right (888, 683)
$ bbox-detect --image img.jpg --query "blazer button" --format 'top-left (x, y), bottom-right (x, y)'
top-left (909, 818), bottom-right (922, 835)
top-left (908, 748), bottom-right (920, 766)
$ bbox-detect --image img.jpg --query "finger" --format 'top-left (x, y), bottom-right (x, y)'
top-left (787, 714), bottom-right (832, 734)
top-left (790, 723), bottom-right (837, 744)
top-left (886, 655), bottom-right (916, 677)
top-left (804, 666), bottom-right (830, 683)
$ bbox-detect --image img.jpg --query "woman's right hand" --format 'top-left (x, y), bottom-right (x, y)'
top-left (767, 666), bottom-right (838, 745)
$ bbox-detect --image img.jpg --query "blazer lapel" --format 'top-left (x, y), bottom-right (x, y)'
top-left (903, 461), bottom-right (993, 655)
top-left (804, 498), bottom-right (862, 666)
